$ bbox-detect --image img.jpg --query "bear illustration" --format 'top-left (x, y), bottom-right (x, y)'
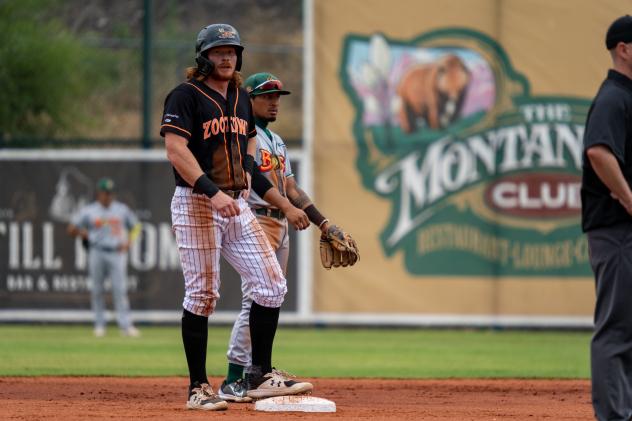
top-left (397, 54), bottom-right (471, 133)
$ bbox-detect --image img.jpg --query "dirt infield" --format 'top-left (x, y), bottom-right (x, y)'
top-left (0, 376), bottom-right (592, 420)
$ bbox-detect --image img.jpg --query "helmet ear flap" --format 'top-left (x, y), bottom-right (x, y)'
top-left (195, 54), bottom-right (215, 77)
top-left (236, 51), bottom-right (242, 72)
top-left (195, 49), bottom-right (242, 75)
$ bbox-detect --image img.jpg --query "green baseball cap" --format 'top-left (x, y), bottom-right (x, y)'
top-left (244, 72), bottom-right (291, 96)
top-left (97, 177), bottom-right (115, 192)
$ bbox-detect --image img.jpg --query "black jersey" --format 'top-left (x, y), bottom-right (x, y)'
top-left (160, 78), bottom-right (256, 191)
top-left (581, 70), bottom-right (632, 232)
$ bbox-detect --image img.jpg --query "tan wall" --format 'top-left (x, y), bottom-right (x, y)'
top-left (312, 0), bottom-right (631, 316)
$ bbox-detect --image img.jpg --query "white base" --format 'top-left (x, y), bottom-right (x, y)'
top-left (254, 395), bottom-right (336, 412)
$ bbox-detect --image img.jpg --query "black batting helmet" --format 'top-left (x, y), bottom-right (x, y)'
top-left (195, 23), bottom-right (243, 76)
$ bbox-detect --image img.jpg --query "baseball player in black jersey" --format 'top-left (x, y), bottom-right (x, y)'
top-left (160, 23), bottom-right (311, 411)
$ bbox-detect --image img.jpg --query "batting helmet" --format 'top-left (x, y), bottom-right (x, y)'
top-left (195, 23), bottom-right (244, 76)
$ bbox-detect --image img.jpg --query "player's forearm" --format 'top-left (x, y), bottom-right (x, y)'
top-left (262, 188), bottom-right (295, 214)
top-left (67, 224), bottom-right (78, 237)
top-left (587, 145), bottom-right (632, 210)
top-left (286, 184), bottom-right (313, 210)
top-left (165, 134), bottom-right (204, 186)
top-left (286, 181), bottom-right (328, 229)
top-left (166, 136), bottom-right (222, 198)
top-left (67, 224), bottom-right (86, 238)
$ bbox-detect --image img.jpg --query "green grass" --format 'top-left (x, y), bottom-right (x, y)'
top-left (0, 325), bottom-right (591, 378)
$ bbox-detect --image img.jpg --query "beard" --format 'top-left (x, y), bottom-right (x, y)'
top-left (266, 116), bottom-right (277, 122)
top-left (211, 67), bottom-right (234, 81)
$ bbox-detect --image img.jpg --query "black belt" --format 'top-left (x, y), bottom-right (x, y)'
top-left (254, 208), bottom-right (285, 220)
top-left (222, 190), bottom-right (243, 199)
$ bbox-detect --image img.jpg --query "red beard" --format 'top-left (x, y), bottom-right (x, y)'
top-left (211, 67), bottom-right (234, 81)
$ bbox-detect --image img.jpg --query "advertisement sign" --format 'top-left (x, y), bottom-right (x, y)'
top-left (310, 0), bottom-right (622, 320)
top-left (0, 151), bottom-right (299, 319)
top-left (341, 29), bottom-right (590, 277)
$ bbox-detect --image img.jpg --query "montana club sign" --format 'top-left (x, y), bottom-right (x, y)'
top-left (341, 28), bottom-right (592, 276)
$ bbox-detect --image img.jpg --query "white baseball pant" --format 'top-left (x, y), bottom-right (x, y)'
top-left (170, 186), bottom-right (287, 317)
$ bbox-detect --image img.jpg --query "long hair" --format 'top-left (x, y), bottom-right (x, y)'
top-left (185, 66), bottom-right (242, 87)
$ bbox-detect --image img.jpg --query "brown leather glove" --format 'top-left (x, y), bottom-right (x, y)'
top-left (319, 225), bottom-right (359, 269)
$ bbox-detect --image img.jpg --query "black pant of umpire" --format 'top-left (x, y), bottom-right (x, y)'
top-left (588, 222), bottom-right (632, 421)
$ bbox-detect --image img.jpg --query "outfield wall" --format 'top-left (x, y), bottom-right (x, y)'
top-left (0, 146), bottom-right (596, 328)
top-left (4, 0), bottom-right (630, 327)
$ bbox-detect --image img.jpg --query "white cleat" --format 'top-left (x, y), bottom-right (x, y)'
top-left (122, 326), bottom-right (141, 337)
top-left (246, 368), bottom-right (313, 399)
top-left (186, 383), bottom-right (228, 411)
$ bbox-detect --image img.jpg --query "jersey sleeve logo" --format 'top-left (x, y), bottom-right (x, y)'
top-left (163, 113), bottom-right (179, 123)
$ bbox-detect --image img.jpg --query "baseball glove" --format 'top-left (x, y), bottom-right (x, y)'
top-left (319, 225), bottom-right (359, 269)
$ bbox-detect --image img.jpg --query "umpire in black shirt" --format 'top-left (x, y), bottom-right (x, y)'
top-left (582, 15), bottom-right (632, 421)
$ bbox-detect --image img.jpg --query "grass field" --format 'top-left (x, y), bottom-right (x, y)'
top-left (0, 325), bottom-right (591, 378)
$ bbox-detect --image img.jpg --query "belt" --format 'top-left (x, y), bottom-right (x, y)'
top-left (93, 244), bottom-right (119, 252)
top-left (254, 207), bottom-right (285, 220)
top-left (222, 190), bottom-right (243, 199)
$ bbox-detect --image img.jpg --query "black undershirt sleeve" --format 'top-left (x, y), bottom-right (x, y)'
top-left (251, 165), bottom-right (273, 197)
top-left (244, 154), bottom-right (255, 176)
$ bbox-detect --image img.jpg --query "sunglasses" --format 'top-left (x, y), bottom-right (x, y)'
top-left (253, 79), bottom-right (283, 92)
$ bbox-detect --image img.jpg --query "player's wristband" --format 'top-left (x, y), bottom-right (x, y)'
top-left (304, 204), bottom-right (327, 227)
top-left (244, 154), bottom-right (255, 176)
top-left (193, 174), bottom-right (220, 198)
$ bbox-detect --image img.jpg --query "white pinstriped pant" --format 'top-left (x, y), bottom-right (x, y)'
top-left (170, 186), bottom-right (287, 316)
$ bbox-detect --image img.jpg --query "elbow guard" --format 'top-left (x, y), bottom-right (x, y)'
top-left (251, 166), bottom-right (273, 197)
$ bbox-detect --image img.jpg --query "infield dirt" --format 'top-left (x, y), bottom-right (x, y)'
top-left (0, 376), bottom-right (592, 420)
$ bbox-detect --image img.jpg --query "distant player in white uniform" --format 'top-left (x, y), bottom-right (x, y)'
top-left (218, 72), bottom-right (359, 401)
top-left (67, 177), bottom-right (141, 338)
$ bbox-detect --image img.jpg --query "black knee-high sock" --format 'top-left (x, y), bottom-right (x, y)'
top-left (181, 309), bottom-right (209, 387)
top-left (249, 302), bottom-right (280, 374)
